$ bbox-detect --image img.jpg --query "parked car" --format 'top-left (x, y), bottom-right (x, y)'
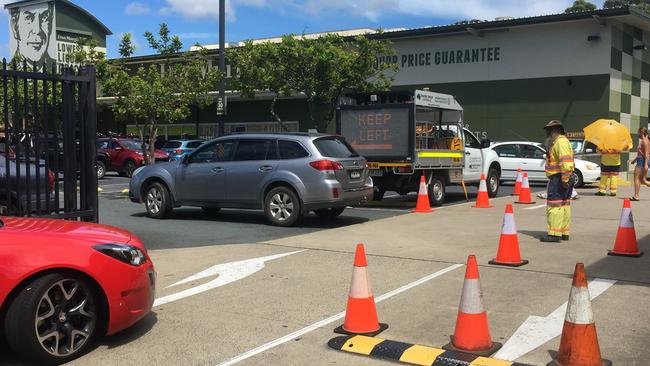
top-left (96, 138), bottom-right (169, 178)
top-left (568, 138), bottom-right (600, 165)
top-left (491, 141), bottom-right (600, 187)
top-left (0, 140), bottom-right (16, 160)
top-left (0, 157), bottom-right (55, 214)
top-left (129, 133), bottom-right (373, 226)
top-left (161, 139), bottom-right (204, 161)
top-left (0, 216), bottom-right (155, 364)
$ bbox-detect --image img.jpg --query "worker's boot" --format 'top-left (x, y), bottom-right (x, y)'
top-left (610, 192), bottom-right (617, 197)
top-left (562, 235), bottom-right (570, 241)
top-left (540, 235), bottom-right (561, 243)
top-left (595, 191), bottom-right (607, 196)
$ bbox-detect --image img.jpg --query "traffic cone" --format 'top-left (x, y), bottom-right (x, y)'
top-left (412, 175), bottom-right (433, 213)
top-left (472, 174), bottom-right (493, 208)
top-left (489, 204), bottom-right (528, 267)
top-left (515, 173), bottom-right (536, 204)
top-left (548, 263), bottom-right (611, 366)
top-left (334, 244), bottom-right (388, 336)
top-left (444, 255), bottom-right (501, 357)
top-left (512, 168), bottom-right (523, 196)
top-left (608, 199), bottom-right (644, 257)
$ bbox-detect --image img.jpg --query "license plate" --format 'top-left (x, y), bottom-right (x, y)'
top-left (349, 171), bottom-right (361, 179)
top-left (369, 169), bottom-right (383, 177)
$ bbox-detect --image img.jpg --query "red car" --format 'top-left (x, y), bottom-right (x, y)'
top-left (96, 138), bottom-right (169, 178)
top-left (0, 217), bottom-right (156, 364)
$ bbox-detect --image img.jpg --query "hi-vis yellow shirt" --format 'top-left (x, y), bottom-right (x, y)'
top-left (599, 150), bottom-right (622, 166)
top-left (546, 135), bottom-right (575, 182)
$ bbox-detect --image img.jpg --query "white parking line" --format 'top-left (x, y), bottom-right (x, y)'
top-left (215, 263), bottom-right (464, 366)
top-left (524, 204), bottom-right (546, 210)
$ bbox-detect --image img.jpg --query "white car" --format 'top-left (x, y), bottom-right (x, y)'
top-left (491, 141), bottom-right (600, 187)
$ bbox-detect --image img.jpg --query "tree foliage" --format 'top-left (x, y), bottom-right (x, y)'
top-left (231, 33), bottom-right (397, 132)
top-left (102, 25), bottom-right (220, 163)
top-left (118, 33), bottom-right (136, 58)
top-left (565, 0), bottom-right (597, 13)
top-left (144, 23), bottom-right (183, 55)
top-left (603, 0), bottom-right (650, 13)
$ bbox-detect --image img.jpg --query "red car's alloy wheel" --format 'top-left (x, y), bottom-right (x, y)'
top-left (35, 278), bottom-right (97, 357)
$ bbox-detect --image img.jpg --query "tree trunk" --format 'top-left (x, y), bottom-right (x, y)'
top-left (270, 95), bottom-right (289, 132)
top-left (146, 120), bottom-right (158, 165)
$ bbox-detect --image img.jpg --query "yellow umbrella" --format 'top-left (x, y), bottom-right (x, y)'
top-left (582, 119), bottom-right (633, 152)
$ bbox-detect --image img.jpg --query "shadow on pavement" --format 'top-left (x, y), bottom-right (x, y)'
top-left (583, 233), bottom-right (650, 284)
top-left (519, 230), bottom-right (547, 240)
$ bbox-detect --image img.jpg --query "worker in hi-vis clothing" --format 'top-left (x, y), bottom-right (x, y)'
top-left (541, 120), bottom-right (575, 243)
top-left (595, 149), bottom-right (621, 197)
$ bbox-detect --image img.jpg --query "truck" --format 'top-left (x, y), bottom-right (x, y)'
top-left (336, 90), bottom-right (501, 206)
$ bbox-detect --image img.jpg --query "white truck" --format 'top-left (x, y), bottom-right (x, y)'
top-left (336, 90), bottom-right (501, 206)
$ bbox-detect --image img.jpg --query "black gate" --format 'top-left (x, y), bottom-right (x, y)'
top-left (1, 61), bottom-right (98, 222)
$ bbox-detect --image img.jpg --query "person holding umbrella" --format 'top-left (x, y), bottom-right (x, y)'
top-left (541, 120), bottom-right (575, 243)
top-left (631, 127), bottom-right (650, 201)
top-left (595, 147), bottom-right (622, 197)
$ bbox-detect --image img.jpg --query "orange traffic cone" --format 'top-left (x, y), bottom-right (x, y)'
top-left (334, 244), bottom-right (388, 336)
top-left (489, 204), bottom-right (528, 267)
top-left (608, 199), bottom-right (644, 257)
top-left (444, 255), bottom-right (501, 357)
top-left (412, 175), bottom-right (433, 213)
top-left (512, 168), bottom-right (523, 196)
top-left (472, 174), bottom-right (493, 208)
top-left (548, 263), bottom-right (611, 366)
top-left (515, 173), bottom-right (536, 204)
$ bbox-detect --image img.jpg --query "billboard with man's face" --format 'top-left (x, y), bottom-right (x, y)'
top-left (9, 1), bottom-right (56, 69)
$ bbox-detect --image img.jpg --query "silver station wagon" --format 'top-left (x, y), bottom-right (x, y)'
top-left (129, 133), bottom-right (373, 226)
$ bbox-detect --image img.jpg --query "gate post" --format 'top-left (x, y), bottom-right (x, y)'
top-left (82, 65), bottom-right (98, 223)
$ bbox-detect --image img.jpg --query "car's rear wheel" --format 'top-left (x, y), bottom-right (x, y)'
top-left (123, 160), bottom-right (137, 178)
top-left (372, 187), bottom-right (385, 201)
top-left (144, 182), bottom-right (172, 219)
top-left (4, 273), bottom-right (99, 365)
top-left (264, 186), bottom-right (301, 227)
top-left (96, 161), bottom-right (106, 180)
top-left (487, 168), bottom-right (500, 198)
top-left (314, 207), bottom-right (345, 219)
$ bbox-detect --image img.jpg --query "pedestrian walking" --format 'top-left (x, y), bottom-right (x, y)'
top-left (541, 120), bottom-right (575, 243)
top-left (595, 148), bottom-right (621, 197)
top-left (631, 127), bottom-right (650, 201)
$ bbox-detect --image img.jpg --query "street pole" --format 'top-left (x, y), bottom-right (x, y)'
top-left (217, 0), bottom-right (226, 136)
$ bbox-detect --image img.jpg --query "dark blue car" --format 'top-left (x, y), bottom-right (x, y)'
top-left (161, 139), bottom-right (204, 161)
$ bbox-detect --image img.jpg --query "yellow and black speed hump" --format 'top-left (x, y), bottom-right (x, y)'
top-left (328, 335), bottom-right (533, 366)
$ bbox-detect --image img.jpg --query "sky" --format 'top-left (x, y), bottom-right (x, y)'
top-left (0, 0), bottom-right (611, 59)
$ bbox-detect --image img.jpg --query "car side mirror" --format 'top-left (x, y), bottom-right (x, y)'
top-left (542, 154), bottom-right (547, 159)
top-left (480, 139), bottom-right (491, 149)
top-left (114, 146), bottom-right (123, 151)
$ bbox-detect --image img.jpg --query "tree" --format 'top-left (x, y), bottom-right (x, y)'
top-left (230, 41), bottom-right (292, 131)
top-left (565, 0), bottom-right (597, 13)
top-left (231, 33), bottom-right (397, 132)
top-left (144, 23), bottom-right (183, 55)
top-left (118, 33), bottom-right (136, 58)
top-left (102, 25), bottom-right (220, 164)
top-left (603, 0), bottom-right (650, 13)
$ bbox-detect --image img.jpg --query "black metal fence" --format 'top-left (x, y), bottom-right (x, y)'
top-left (0, 61), bottom-right (98, 222)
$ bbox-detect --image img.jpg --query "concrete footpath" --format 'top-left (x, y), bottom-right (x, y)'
top-left (52, 186), bottom-right (650, 366)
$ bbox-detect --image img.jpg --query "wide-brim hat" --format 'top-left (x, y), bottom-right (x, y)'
top-left (544, 120), bottom-right (564, 130)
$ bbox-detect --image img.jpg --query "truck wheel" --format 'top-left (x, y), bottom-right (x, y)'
top-left (487, 168), bottom-right (500, 198)
top-left (372, 187), bottom-right (385, 201)
top-left (428, 176), bottom-right (445, 207)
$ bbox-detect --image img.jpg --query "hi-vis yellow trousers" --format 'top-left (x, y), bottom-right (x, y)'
top-left (598, 165), bottom-right (620, 194)
top-left (547, 174), bottom-right (573, 237)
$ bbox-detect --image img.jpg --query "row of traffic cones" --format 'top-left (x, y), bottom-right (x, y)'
top-left (336, 244), bottom-right (610, 365)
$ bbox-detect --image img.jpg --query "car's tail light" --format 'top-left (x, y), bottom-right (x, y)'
top-left (173, 149), bottom-right (184, 154)
top-left (47, 169), bottom-right (55, 190)
top-left (310, 160), bottom-right (344, 172)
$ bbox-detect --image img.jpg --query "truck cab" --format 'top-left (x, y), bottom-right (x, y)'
top-left (337, 90), bottom-right (500, 206)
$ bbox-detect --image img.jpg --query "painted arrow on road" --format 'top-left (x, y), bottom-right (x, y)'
top-left (493, 278), bottom-right (616, 362)
top-left (153, 250), bottom-right (305, 307)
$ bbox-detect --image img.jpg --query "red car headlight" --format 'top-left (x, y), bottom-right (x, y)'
top-left (93, 244), bottom-right (147, 266)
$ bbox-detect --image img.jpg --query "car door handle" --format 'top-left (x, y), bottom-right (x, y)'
top-left (211, 167), bottom-right (224, 173)
top-left (259, 165), bottom-right (274, 172)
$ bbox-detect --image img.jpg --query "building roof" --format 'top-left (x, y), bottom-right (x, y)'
top-left (370, 7), bottom-right (649, 40)
top-left (5, 0), bottom-right (112, 35)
